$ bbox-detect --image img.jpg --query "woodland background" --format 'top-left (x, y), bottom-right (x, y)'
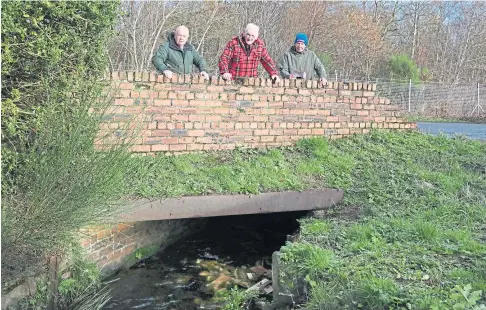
top-left (108, 1), bottom-right (486, 84)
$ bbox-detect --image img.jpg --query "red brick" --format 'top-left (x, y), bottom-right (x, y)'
top-left (172, 100), bottom-right (189, 106)
top-left (196, 137), bottom-right (213, 143)
top-left (206, 115), bottom-right (222, 122)
top-left (114, 98), bottom-right (134, 106)
top-left (138, 90), bottom-right (150, 98)
top-left (130, 145), bottom-right (151, 152)
top-left (203, 144), bottom-right (220, 150)
top-left (260, 136), bottom-right (275, 142)
top-left (171, 115), bottom-right (189, 122)
top-left (153, 99), bottom-right (171, 106)
top-left (187, 143), bottom-right (204, 151)
top-left (239, 86), bottom-right (254, 93)
top-left (363, 91), bottom-right (375, 97)
top-left (170, 144), bottom-right (187, 151)
top-left (187, 130), bottom-right (205, 137)
top-left (374, 117), bottom-right (386, 122)
top-left (152, 144), bottom-right (169, 152)
top-left (207, 86), bottom-right (224, 92)
top-left (119, 83), bottom-right (134, 90)
top-left (298, 129), bottom-right (312, 135)
top-left (161, 137), bottom-right (178, 144)
top-left (254, 129), bottom-right (269, 135)
top-left (151, 130), bottom-right (170, 137)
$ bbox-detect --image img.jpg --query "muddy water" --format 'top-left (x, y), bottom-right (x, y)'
top-left (103, 211), bottom-right (307, 309)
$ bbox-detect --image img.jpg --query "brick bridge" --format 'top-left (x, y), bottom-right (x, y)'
top-left (96, 71), bottom-right (415, 221)
top-left (75, 72), bottom-right (417, 273)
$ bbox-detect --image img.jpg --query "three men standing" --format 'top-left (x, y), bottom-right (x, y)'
top-left (278, 33), bottom-right (327, 85)
top-left (218, 23), bottom-right (280, 83)
top-left (152, 25), bottom-right (210, 80)
top-left (153, 25), bottom-right (327, 86)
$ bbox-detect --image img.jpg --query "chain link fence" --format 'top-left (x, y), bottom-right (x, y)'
top-left (328, 73), bottom-right (485, 119)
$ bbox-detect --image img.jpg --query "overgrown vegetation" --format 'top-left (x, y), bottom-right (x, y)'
top-left (387, 54), bottom-right (430, 83)
top-left (277, 131), bottom-right (486, 309)
top-left (214, 287), bottom-right (261, 310)
top-left (1, 2), bottom-right (130, 309)
top-left (9, 245), bottom-right (110, 310)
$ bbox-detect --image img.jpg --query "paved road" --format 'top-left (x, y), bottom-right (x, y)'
top-left (417, 122), bottom-right (486, 141)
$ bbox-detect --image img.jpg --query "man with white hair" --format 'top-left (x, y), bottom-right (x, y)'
top-left (219, 23), bottom-right (280, 82)
top-left (152, 25), bottom-right (209, 80)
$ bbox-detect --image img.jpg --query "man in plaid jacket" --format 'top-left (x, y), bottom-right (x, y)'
top-left (219, 23), bottom-right (280, 82)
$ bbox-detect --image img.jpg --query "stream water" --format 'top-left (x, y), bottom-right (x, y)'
top-left (103, 211), bottom-right (307, 309)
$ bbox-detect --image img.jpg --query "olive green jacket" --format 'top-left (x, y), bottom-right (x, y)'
top-left (278, 46), bottom-right (326, 79)
top-left (152, 33), bottom-right (208, 75)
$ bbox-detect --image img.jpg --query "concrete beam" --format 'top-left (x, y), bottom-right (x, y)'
top-left (117, 189), bottom-right (343, 221)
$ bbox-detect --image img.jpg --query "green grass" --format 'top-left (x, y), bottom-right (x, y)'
top-left (276, 131), bottom-right (486, 309)
top-left (405, 115), bottom-right (486, 124)
top-left (122, 137), bottom-right (355, 198)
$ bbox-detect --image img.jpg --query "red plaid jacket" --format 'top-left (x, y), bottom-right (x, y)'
top-left (218, 34), bottom-right (278, 79)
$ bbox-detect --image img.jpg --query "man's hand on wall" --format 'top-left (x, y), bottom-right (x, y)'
top-left (163, 70), bottom-right (173, 79)
top-left (222, 73), bottom-right (232, 81)
top-left (200, 71), bottom-right (209, 80)
top-left (319, 78), bottom-right (328, 87)
top-left (271, 75), bottom-right (280, 84)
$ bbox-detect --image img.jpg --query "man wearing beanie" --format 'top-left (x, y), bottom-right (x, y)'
top-left (278, 32), bottom-right (327, 85)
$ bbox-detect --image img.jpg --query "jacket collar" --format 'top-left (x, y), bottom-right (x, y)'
top-left (168, 32), bottom-right (193, 52)
top-left (290, 45), bottom-right (308, 55)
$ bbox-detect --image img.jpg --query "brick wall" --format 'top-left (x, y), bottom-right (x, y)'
top-left (80, 218), bottom-right (206, 275)
top-left (99, 72), bottom-right (416, 154)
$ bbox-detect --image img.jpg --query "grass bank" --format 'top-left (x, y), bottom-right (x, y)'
top-left (405, 115), bottom-right (486, 124)
top-left (278, 131), bottom-right (486, 309)
top-left (123, 130), bottom-right (485, 309)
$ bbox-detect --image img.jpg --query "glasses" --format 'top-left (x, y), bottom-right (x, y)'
top-left (245, 32), bottom-right (257, 38)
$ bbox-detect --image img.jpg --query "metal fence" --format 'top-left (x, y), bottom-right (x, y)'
top-left (328, 74), bottom-right (485, 119)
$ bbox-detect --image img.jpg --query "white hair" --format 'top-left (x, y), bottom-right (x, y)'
top-left (175, 25), bottom-right (189, 35)
top-left (245, 23), bottom-right (259, 33)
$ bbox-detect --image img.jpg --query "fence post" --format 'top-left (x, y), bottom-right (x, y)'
top-left (471, 82), bottom-right (484, 117)
top-left (478, 82), bottom-right (480, 117)
top-left (408, 79), bottom-right (412, 112)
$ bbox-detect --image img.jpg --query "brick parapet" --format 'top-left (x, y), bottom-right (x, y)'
top-left (99, 71), bottom-right (416, 154)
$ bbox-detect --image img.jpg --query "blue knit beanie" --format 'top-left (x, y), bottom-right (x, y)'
top-left (294, 33), bottom-right (308, 46)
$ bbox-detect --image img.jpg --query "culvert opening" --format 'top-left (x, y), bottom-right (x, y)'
top-left (104, 211), bottom-right (309, 309)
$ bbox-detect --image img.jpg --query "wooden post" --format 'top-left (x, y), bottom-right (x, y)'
top-left (47, 255), bottom-right (59, 310)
